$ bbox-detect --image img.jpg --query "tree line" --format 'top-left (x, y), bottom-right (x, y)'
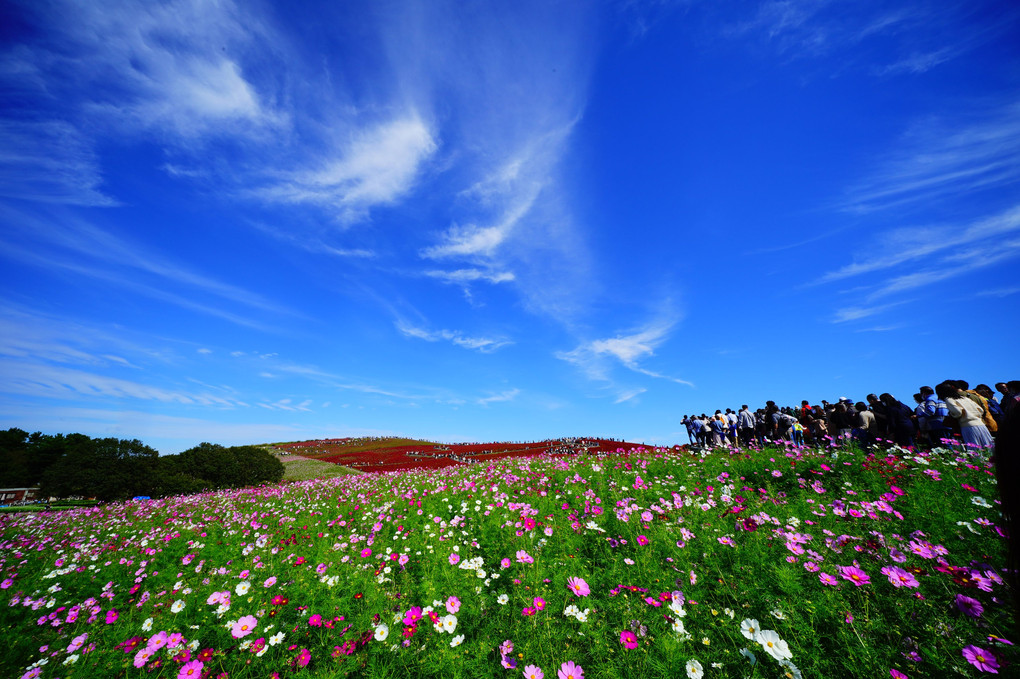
top-left (0, 428), bottom-right (285, 502)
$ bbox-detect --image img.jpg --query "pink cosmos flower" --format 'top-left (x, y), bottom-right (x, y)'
top-left (881, 566), bottom-right (919, 589)
top-left (567, 577), bottom-right (590, 597)
top-left (263, 576), bottom-right (277, 588)
top-left (619, 630), bottom-right (638, 649)
top-left (501, 558), bottom-right (512, 569)
top-left (523, 664), bottom-right (545, 679)
top-left (819, 572), bottom-right (839, 586)
top-left (533, 597), bottom-right (546, 611)
top-left (961, 645), bottom-right (999, 673)
top-left (398, 554), bottom-right (409, 566)
top-left (67, 633), bottom-right (87, 653)
top-left (955, 594), bottom-right (984, 618)
top-left (636, 535), bottom-right (650, 546)
top-left (839, 565), bottom-right (870, 587)
top-left (105, 609), bottom-right (119, 624)
top-left (178, 660), bottom-right (204, 679)
top-left (522, 606), bottom-right (537, 616)
top-left (360, 548), bottom-right (372, 559)
top-left (296, 648), bottom-right (312, 668)
top-left (446, 596), bottom-right (461, 614)
top-left (890, 670), bottom-right (908, 679)
top-left (516, 550), bottom-right (534, 564)
top-left (449, 553), bottom-right (460, 566)
top-left (558, 660), bottom-right (584, 679)
top-left (231, 615), bottom-right (257, 639)
top-left (309, 614), bottom-right (323, 627)
top-left (133, 647), bottom-right (153, 668)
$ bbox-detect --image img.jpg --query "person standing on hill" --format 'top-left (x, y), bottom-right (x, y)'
top-left (854, 402), bottom-right (876, 446)
top-left (976, 384), bottom-right (1005, 427)
top-left (954, 380), bottom-right (997, 434)
top-left (919, 385), bottom-right (950, 445)
top-left (867, 394), bottom-right (889, 440)
top-left (682, 415), bottom-right (694, 445)
top-left (880, 393), bottom-right (916, 448)
top-left (737, 405), bottom-right (755, 448)
top-left (938, 382), bottom-right (994, 452)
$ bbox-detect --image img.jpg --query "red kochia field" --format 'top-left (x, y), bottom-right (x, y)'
top-left (276, 437), bottom-right (652, 472)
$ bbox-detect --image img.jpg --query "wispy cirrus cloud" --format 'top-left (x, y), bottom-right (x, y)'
top-left (841, 102), bottom-right (1020, 213)
top-left (831, 301), bottom-right (908, 324)
top-left (425, 269), bottom-right (515, 285)
top-left (556, 318), bottom-right (692, 389)
top-left (0, 119), bottom-right (116, 206)
top-left (477, 389), bottom-right (520, 406)
top-left (14, 0), bottom-right (283, 139)
top-left (819, 205), bottom-right (1020, 284)
top-left (0, 361), bottom-right (247, 408)
top-left (721, 0), bottom-right (1013, 82)
top-left (253, 115), bottom-right (438, 223)
top-left (395, 321), bottom-right (512, 353)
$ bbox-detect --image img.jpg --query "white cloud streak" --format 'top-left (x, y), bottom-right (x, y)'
top-left (254, 116), bottom-right (438, 223)
top-left (556, 319), bottom-right (692, 387)
top-left (842, 102), bottom-right (1020, 213)
top-left (395, 321), bottom-right (512, 353)
top-left (0, 119), bottom-right (116, 206)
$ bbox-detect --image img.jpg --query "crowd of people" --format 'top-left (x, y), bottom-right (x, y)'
top-left (682, 379), bottom-right (1019, 455)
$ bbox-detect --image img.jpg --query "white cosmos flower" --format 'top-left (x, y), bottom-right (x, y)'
top-left (755, 629), bottom-right (793, 661)
top-left (450, 634), bottom-right (464, 647)
top-left (141, 618), bottom-right (153, 631)
top-left (269, 632), bottom-right (285, 646)
top-left (669, 600), bottom-right (686, 617)
top-left (497, 594), bottom-right (509, 605)
top-left (235, 582), bottom-right (251, 596)
top-left (685, 659), bottom-right (704, 679)
top-left (441, 614), bottom-right (458, 634)
top-left (740, 647), bottom-right (757, 665)
top-left (374, 624), bottom-right (389, 642)
top-left (171, 600), bottom-right (185, 613)
top-left (740, 618), bottom-right (760, 640)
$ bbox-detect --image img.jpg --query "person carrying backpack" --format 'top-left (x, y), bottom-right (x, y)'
top-left (920, 386), bottom-right (951, 446)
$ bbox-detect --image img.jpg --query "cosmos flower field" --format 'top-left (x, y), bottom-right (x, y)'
top-left (1, 443), bottom-right (1014, 679)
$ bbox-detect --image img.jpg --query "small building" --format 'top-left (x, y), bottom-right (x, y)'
top-left (0, 487), bottom-right (40, 503)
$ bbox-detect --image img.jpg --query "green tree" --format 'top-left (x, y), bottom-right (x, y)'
top-left (227, 445), bottom-right (285, 487)
top-left (41, 436), bottom-right (159, 501)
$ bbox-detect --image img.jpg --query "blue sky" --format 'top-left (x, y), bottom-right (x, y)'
top-left (1, 0), bottom-right (1018, 453)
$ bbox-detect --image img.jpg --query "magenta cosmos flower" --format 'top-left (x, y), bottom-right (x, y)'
top-left (567, 577), bottom-right (590, 597)
top-left (636, 535), bottom-right (650, 546)
top-left (819, 572), bottom-right (839, 586)
top-left (403, 606), bottom-right (423, 625)
top-left (296, 648), bottom-right (312, 668)
top-left (449, 553), bottom-right (460, 566)
top-left (961, 645), bottom-right (999, 673)
top-left (558, 661), bottom-right (584, 679)
top-left (522, 665), bottom-right (544, 679)
top-left (839, 565), bottom-right (870, 586)
top-left (177, 660), bottom-right (204, 679)
top-left (955, 594), bottom-right (984, 618)
top-left (619, 630), bottom-right (639, 649)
